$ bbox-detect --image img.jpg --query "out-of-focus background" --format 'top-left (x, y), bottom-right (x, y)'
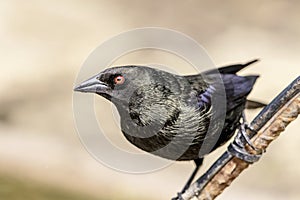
top-left (1, 0), bottom-right (300, 199)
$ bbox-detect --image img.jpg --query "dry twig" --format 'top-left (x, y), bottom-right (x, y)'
top-left (179, 76), bottom-right (300, 200)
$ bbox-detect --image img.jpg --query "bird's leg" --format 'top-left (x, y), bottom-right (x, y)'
top-left (228, 112), bottom-right (265, 163)
top-left (180, 158), bottom-right (203, 194)
top-left (174, 113), bottom-right (264, 199)
top-left (173, 158), bottom-right (203, 200)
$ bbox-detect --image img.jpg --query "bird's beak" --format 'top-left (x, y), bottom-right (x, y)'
top-left (74, 75), bottom-right (108, 93)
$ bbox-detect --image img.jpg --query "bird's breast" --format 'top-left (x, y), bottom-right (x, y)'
top-left (120, 105), bottom-right (213, 161)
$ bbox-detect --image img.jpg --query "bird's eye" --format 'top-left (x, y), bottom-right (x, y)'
top-left (114, 75), bottom-right (125, 85)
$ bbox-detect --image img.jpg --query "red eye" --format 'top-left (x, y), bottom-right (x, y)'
top-left (114, 75), bottom-right (125, 85)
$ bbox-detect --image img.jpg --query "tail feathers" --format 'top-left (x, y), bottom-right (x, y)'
top-left (222, 75), bottom-right (260, 111)
top-left (217, 59), bottom-right (260, 74)
top-left (246, 99), bottom-right (267, 109)
top-left (234, 75), bottom-right (259, 98)
top-left (245, 75), bottom-right (260, 87)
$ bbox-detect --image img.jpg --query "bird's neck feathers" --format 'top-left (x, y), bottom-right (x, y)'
top-left (111, 83), bottom-right (213, 158)
top-left (114, 84), bottom-right (181, 137)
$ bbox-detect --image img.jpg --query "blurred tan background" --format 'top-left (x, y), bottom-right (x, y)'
top-left (1, 0), bottom-right (300, 199)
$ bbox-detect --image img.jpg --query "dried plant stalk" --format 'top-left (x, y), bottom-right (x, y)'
top-left (180, 76), bottom-right (300, 200)
top-left (198, 95), bottom-right (300, 200)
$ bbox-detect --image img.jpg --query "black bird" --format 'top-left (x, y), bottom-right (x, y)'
top-left (74, 59), bottom-right (264, 193)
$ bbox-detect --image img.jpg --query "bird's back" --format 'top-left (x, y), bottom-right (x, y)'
top-left (179, 60), bottom-right (260, 159)
top-left (122, 60), bottom-right (261, 161)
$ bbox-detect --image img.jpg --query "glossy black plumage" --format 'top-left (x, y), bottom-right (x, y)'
top-left (74, 60), bottom-right (263, 162)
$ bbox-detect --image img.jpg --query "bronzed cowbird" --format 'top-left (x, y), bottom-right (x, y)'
top-left (74, 59), bottom-right (264, 193)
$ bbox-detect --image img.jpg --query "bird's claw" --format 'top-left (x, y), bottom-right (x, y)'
top-left (239, 123), bottom-right (258, 151)
top-left (228, 118), bottom-right (264, 163)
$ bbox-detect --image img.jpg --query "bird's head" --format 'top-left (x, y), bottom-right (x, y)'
top-left (74, 66), bottom-right (188, 128)
top-left (75, 66), bottom-right (143, 101)
top-left (75, 66), bottom-right (182, 101)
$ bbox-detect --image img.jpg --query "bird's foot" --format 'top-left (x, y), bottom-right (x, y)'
top-left (228, 122), bottom-right (265, 163)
